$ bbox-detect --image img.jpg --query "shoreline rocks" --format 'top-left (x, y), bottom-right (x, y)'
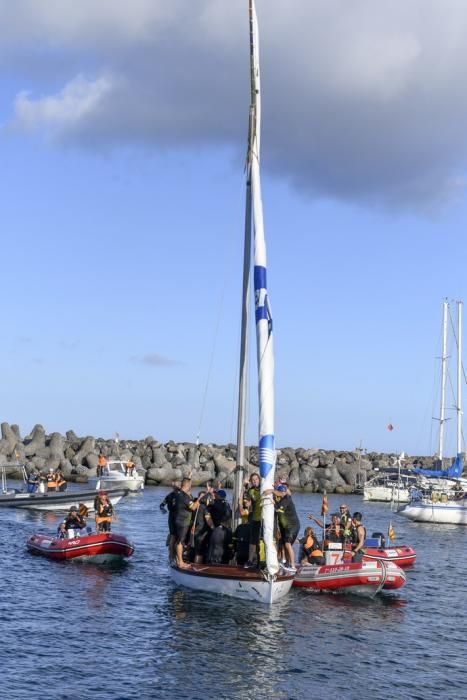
top-left (1, 422), bottom-right (461, 493)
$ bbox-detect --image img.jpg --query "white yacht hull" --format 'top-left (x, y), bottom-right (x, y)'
top-left (399, 501), bottom-right (467, 525)
top-left (170, 564), bottom-right (293, 605)
top-left (89, 475), bottom-right (144, 492)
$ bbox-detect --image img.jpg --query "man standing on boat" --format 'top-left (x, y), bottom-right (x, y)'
top-left (160, 478), bottom-right (182, 562)
top-left (245, 473), bottom-right (262, 567)
top-left (350, 512), bottom-right (366, 562)
top-left (173, 478), bottom-right (199, 569)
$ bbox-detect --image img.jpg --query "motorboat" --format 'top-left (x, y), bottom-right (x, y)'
top-left (88, 460), bottom-right (145, 492)
top-left (0, 484), bottom-right (129, 512)
top-left (363, 472), bottom-right (417, 503)
top-left (360, 534), bottom-right (416, 568)
top-left (27, 529), bottom-right (134, 563)
top-left (170, 563), bottom-right (294, 605)
top-left (399, 489), bottom-right (467, 525)
top-left (293, 559), bottom-right (406, 597)
top-left (293, 545), bottom-right (406, 597)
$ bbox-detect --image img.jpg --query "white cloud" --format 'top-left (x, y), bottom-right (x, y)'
top-left (14, 74), bottom-right (116, 134)
top-left (3, 0), bottom-right (467, 207)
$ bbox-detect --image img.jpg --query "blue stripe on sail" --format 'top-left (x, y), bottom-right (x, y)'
top-left (259, 434), bottom-right (275, 479)
top-left (254, 265), bottom-right (273, 335)
top-left (254, 265), bottom-right (267, 292)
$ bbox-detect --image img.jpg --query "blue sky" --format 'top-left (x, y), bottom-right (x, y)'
top-left (1, 1), bottom-right (467, 457)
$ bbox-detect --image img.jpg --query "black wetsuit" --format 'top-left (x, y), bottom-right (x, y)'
top-left (161, 488), bottom-right (180, 536)
top-left (192, 500), bottom-right (211, 559)
top-left (64, 513), bottom-right (86, 531)
top-left (174, 491), bottom-right (194, 544)
top-left (206, 499), bottom-right (233, 564)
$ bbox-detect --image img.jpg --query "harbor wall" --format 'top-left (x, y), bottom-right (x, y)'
top-left (1, 422), bottom-right (458, 493)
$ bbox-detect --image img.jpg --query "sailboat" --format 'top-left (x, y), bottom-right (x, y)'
top-left (399, 300), bottom-right (467, 524)
top-left (169, 0), bottom-right (294, 603)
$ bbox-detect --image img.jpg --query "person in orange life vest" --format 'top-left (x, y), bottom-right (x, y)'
top-left (95, 492), bottom-right (113, 532)
top-left (125, 459), bottom-right (135, 476)
top-left (97, 453), bottom-right (108, 477)
top-left (299, 527), bottom-right (325, 565)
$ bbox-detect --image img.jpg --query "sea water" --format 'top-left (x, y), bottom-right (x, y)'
top-left (0, 488), bottom-right (465, 700)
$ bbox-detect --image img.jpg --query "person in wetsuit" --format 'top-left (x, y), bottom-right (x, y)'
top-left (174, 478), bottom-right (199, 569)
top-left (160, 479), bottom-right (182, 562)
top-left (205, 489), bottom-right (233, 564)
top-left (274, 484), bottom-right (300, 572)
top-left (191, 490), bottom-right (212, 563)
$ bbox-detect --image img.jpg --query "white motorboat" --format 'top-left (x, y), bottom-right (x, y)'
top-left (88, 460), bottom-right (145, 492)
top-left (399, 488), bottom-right (467, 525)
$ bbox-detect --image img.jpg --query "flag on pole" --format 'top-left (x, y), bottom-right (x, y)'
top-left (321, 494), bottom-right (328, 516)
top-left (388, 522), bottom-right (396, 541)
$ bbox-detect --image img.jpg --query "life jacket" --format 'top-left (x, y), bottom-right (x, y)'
top-left (98, 456), bottom-right (107, 466)
top-left (303, 536), bottom-right (323, 558)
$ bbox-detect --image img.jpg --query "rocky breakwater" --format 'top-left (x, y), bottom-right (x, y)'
top-left (0, 422), bottom-right (451, 493)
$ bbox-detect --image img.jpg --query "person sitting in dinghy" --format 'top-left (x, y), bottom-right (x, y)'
top-left (64, 506), bottom-right (86, 534)
top-left (299, 527), bottom-right (325, 566)
top-left (349, 513), bottom-right (366, 563)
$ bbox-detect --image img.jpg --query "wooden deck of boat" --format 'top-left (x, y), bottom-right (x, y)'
top-left (171, 563), bottom-right (294, 582)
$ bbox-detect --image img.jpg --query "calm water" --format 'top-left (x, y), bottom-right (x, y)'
top-left (1, 488), bottom-right (465, 700)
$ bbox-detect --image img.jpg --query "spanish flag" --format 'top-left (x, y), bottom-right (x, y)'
top-left (388, 522), bottom-right (396, 541)
top-left (321, 494), bottom-right (329, 516)
top-left (79, 503), bottom-right (89, 517)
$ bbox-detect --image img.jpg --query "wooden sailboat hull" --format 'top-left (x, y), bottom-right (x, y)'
top-left (170, 563), bottom-right (294, 605)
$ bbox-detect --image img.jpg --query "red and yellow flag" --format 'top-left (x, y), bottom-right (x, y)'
top-left (321, 494), bottom-right (328, 516)
top-left (388, 523), bottom-right (396, 541)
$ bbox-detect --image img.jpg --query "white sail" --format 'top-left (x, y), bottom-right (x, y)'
top-left (249, 0), bottom-right (279, 577)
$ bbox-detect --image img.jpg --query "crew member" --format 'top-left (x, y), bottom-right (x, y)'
top-left (299, 527), bottom-right (325, 565)
top-left (205, 489), bottom-right (233, 564)
top-left (97, 453), bottom-right (107, 477)
top-left (46, 468), bottom-right (58, 491)
top-left (173, 478), bottom-right (199, 569)
top-left (160, 479), bottom-right (182, 562)
top-left (64, 506), bottom-right (86, 532)
top-left (246, 473), bottom-right (262, 567)
top-left (125, 459), bottom-right (135, 476)
top-left (26, 470), bottom-right (39, 493)
top-left (95, 492), bottom-right (113, 532)
top-left (274, 484), bottom-right (300, 572)
top-left (350, 512), bottom-right (366, 562)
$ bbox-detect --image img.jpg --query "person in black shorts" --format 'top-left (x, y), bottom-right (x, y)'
top-left (274, 484), bottom-right (300, 572)
top-left (160, 479), bottom-right (181, 562)
top-left (174, 478), bottom-right (199, 569)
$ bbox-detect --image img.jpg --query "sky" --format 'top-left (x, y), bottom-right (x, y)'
top-left (1, 0), bottom-right (467, 457)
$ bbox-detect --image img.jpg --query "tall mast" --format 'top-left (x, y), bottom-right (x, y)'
top-left (438, 299), bottom-right (448, 462)
top-left (457, 300), bottom-right (463, 456)
top-left (249, 0), bottom-right (279, 577)
top-left (232, 98), bottom-right (253, 530)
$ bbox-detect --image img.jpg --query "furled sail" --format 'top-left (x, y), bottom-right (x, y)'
top-left (248, 0), bottom-right (279, 577)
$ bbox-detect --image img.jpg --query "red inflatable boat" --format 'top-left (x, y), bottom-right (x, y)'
top-left (293, 559), bottom-right (406, 597)
top-left (27, 531), bottom-right (134, 563)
